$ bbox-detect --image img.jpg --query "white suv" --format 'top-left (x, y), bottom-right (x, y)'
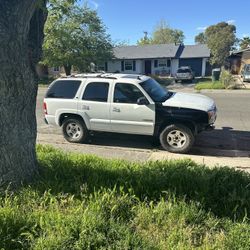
top-left (44, 73), bottom-right (217, 153)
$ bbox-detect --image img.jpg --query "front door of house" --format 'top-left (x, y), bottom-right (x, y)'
top-left (145, 60), bottom-right (152, 75)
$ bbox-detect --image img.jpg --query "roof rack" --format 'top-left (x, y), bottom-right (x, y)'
top-left (121, 74), bottom-right (143, 80)
top-left (62, 72), bottom-right (118, 80)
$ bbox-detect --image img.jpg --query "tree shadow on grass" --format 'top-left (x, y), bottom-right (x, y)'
top-left (35, 145), bottom-right (250, 222)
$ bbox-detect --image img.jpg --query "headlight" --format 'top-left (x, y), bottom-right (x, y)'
top-left (208, 108), bottom-right (217, 124)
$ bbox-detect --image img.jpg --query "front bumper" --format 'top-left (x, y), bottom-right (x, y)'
top-left (196, 124), bottom-right (215, 134)
top-left (205, 124), bottom-right (215, 131)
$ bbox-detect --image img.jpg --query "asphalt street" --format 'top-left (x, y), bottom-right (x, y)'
top-left (37, 87), bottom-right (250, 158)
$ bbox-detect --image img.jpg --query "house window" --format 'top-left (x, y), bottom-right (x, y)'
top-left (98, 62), bottom-right (108, 72)
top-left (158, 60), bottom-right (167, 67)
top-left (53, 66), bottom-right (60, 72)
top-left (98, 65), bottom-right (105, 71)
top-left (125, 61), bottom-right (133, 71)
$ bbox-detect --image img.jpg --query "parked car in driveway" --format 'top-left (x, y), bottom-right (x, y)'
top-left (43, 73), bottom-right (217, 153)
top-left (241, 64), bottom-right (250, 82)
top-left (175, 66), bottom-right (195, 83)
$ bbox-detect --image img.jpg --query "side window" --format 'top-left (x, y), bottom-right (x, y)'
top-left (82, 82), bottom-right (109, 102)
top-left (46, 80), bottom-right (81, 99)
top-left (114, 83), bottom-right (145, 104)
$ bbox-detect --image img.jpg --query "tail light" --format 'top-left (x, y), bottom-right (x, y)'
top-left (43, 101), bottom-right (48, 115)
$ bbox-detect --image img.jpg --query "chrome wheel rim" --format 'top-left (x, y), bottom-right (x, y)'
top-left (166, 130), bottom-right (187, 149)
top-left (66, 122), bottom-right (82, 139)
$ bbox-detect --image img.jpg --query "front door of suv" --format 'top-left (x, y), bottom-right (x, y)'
top-left (78, 80), bottom-right (111, 131)
top-left (110, 82), bottom-right (155, 135)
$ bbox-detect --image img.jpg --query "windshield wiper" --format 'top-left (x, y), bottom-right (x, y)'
top-left (160, 92), bottom-right (173, 102)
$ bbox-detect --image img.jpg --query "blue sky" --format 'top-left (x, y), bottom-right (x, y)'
top-left (80, 0), bottom-right (250, 45)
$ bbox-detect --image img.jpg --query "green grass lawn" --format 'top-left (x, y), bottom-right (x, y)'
top-left (195, 80), bottom-right (225, 90)
top-left (1, 145), bottom-right (250, 249)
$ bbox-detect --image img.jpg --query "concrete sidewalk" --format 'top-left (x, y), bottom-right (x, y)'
top-left (148, 151), bottom-right (250, 172)
top-left (37, 133), bottom-right (250, 173)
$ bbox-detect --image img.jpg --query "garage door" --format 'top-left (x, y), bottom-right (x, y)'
top-left (179, 58), bottom-right (202, 76)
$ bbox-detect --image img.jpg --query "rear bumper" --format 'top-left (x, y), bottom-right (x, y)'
top-left (44, 118), bottom-right (49, 124)
top-left (175, 75), bottom-right (194, 80)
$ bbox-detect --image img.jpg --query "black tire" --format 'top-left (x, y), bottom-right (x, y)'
top-left (160, 124), bottom-right (194, 153)
top-left (62, 117), bottom-right (88, 143)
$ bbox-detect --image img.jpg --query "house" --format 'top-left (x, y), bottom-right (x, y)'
top-left (228, 47), bottom-right (250, 74)
top-left (102, 43), bottom-right (211, 77)
top-left (38, 43), bottom-right (211, 78)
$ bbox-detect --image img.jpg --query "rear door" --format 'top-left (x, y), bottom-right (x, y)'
top-left (78, 79), bottom-right (112, 131)
top-left (110, 82), bottom-right (155, 135)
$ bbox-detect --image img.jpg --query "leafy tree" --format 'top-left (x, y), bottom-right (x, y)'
top-left (0, 0), bottom-right (47, 186)
top-left (239, 37), bottom-right (250, 50)
top-left (114, 39), bottom-right (130, 47)
top-left (205, 22), bottom-right (236, 67)
top-left (151, 20), bottom-right (184, 44)
top-left (137, 31), bottom-right (152, 45)
top-left (195, 32), bottom-right (207, 44)
top-left (43, 0), bottom-right (113, 75)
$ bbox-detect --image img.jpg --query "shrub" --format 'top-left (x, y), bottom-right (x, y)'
top-left (220, 69), bottom-right (236, 89)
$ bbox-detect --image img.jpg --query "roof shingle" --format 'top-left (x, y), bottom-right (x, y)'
top-left (113, 44), bottom-right (210, 59)
top-left (113, 44), bottom-right (179, 59)
top-left (178, 44), bottom-right (210, 58)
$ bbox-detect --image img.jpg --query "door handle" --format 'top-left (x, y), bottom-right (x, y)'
top-left (113, 107), bottom-right (120, 112)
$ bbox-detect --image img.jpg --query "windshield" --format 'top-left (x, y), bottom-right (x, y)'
top-left (139, 78), bottom-right (169, 102)
top-left (245, 65), bottom-right (250, 72)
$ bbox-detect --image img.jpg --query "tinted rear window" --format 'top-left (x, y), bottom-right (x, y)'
top-left (177, 68), bottom-right (191, 73)
top-left (82, 82), bottom-right (109, 102)
top-left (46, 80), bottom-right (81, 99)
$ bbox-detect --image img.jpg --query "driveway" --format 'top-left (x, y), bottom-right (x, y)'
top-left (37, 87), bottom-right (250, 171)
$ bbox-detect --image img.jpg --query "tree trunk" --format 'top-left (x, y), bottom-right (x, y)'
top-left (0, 1), bottom-right (47, 187)
top-left (64, 65), bottom-right (72, 76)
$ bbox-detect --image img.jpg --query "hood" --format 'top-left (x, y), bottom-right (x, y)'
top-left (163, 92), bottom-right (215, 112)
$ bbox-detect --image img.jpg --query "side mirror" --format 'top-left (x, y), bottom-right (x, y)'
top-left (137, 97), bottom-right (149, 105)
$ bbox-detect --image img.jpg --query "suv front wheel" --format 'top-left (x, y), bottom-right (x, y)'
top-left (160, 124), bottom-right (194, 153)
top-left (62, 117), bottom-right (88, 143)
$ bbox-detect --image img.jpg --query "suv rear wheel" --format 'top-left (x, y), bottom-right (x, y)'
top-left (160, 124), bottom-right (194, 153)
top-left (62, 117), bottom-right (88, 143)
